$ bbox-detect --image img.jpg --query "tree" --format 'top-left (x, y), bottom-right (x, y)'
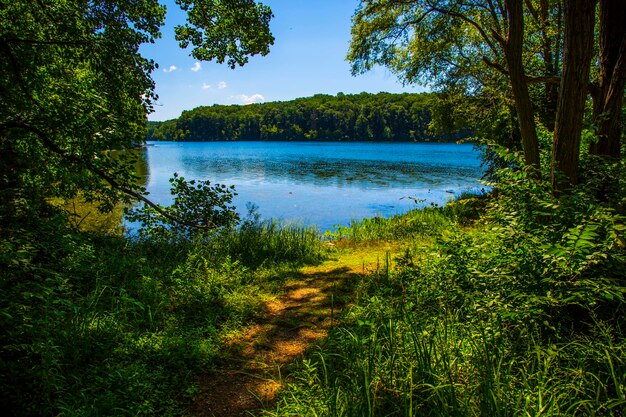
top-left (348, 0), bottom-right (549, 169)
top-left (175, 0), bottom-right (273, 69)
top-left (589, 0), bottom-right (626, 159)
top-left (349, 0), bottom-right (620, 192)
top-left (0, 0), bottom-right (273, 230)
top-left (551, 0), bottom-right (596, 190)
top-left (523, 0), bottom-right (563, 132)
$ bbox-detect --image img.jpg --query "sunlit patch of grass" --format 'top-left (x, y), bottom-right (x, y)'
top-left (49, 194), bottom-right (125, 235)
top-left (325, 192), bottom-right (487, 245)
top-left (0, 214), bottom-right (330, 415)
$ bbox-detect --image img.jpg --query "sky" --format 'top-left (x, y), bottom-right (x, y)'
top-left (142, 0), bottom-right (424, 121)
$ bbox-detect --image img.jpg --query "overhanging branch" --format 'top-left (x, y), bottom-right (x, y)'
top-left (0, 121), bottom-right (218, 231)
top-left (3, 38), bottom-right (91, 46)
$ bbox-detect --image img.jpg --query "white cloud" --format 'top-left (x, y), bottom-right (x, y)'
top-left (218, 81), bottom-right (227, 89)
top-left (163, 65), bottom-right (178, 73)
top-left (202, 83), bottom-right (211, 90)
top-left (191, 62), bottom-right (202, 72)
top-left (235, 93), bottom-right (265, 105)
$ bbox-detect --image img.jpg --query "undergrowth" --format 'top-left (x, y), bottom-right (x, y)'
top-left (0, 218), bottom-right (324, 416)
top-left (267, 159), bottom-right (626, 417)
top-left (3, 156), bottom-right (625, 416)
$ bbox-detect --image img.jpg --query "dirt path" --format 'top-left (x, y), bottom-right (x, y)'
top-left (190, 244), bottom-right (397, 417)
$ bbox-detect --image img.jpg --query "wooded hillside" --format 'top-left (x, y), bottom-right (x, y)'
top-left (148, 92), bottom-right (470, 142)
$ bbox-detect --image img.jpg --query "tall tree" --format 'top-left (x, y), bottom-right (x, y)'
top-left (524, 0), bottom-right (563, 131)
top-left (0, 0), bottom-right (274, 225)
top-left (589, 0), bottom-right (626, 159)
top-left (551, 0), bottom-right (596, 190)
top-left (347, 0), bottom-right (548, 170)
top-left (502, 0), bottom-right (541, 170)
top-left (349, 0), bottom-right (621, 193)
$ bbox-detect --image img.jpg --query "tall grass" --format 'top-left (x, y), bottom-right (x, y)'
top-left (266, 181), bottom-right (626, 417)
top-left (209, 220), bottom-right (325, 268)
top-left (0, 218), bottom-right (325, 416)
top-left (269, 278), bottom-right (626, 417)
top-left (328, 194), bottom-right (485, 243)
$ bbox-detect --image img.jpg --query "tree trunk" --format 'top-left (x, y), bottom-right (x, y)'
top-left (539, 0), bottom-right (560, 132)
top-left (589, 0), bottom-right (626, 159)
top-left (551, 0), bottom-right (596, 192)
top-left (504, 0), bottom-right (541, 171)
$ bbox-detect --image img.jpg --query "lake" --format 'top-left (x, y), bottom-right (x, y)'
top-left (136, 141), bottom-right (485, 231)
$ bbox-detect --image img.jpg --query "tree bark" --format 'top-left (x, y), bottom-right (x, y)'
top-left (551, 0), bottom-right (596, 191)
top-left (503, 0), bottom-right (541, 171)
top-left (539, 0), bottom-right (561, 132)
top-left (589, 0), bottom-right (626, 159)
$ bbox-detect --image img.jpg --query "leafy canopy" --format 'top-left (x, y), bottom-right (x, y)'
top-left (0, 0), bottom-right (274, 231)
top-left (175, 0), bottom-right (274, 68)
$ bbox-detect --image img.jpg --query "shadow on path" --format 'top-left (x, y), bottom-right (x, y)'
top-left (190, 265), bottom-right (362, 417)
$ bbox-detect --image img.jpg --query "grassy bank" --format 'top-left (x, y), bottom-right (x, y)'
top-left (268, 181), bottom-right (626, 416)
top-left (2, 174), bottom-right (625, 416)
top-left (0, 217), bottom-right (324, 416)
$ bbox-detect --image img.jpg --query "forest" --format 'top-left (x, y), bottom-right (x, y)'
top-left (147, 92), bottom-right (471, 142)
top-left (1, 0), bottom-right (625, 416)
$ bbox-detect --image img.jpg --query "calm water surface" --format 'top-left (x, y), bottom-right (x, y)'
top-left (137, 141), bottom-right (485, 231)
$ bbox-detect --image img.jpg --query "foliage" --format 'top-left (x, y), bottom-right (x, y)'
top-left (175, 0), bottom-right (274, 68)
top-left (148, 92), bottom-right (472, 142)
top-left (267, 157), bottom-right (626, 417)
top-left (127, 173), bottom-right (239, 239)
top-left (0, 1), bottom-right (282, 414)
top-left (0, 0), bottom-right (275, 232)
top-left (1, 0), bottom-right (163, 215)
top-left (0, 213), bottom-right (324, 416)
top-left (348, 0), bottom-right (625, 190)
top-left (2, 1), bottom-right (624, 416)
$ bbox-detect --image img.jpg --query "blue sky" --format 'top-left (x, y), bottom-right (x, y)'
top-left (142, 0), bottom-right (424, 121)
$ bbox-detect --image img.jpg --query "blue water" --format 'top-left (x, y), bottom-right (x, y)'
top-left (136, 141), bottom-right (485, 231)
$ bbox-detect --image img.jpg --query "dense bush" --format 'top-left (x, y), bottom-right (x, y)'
top-left (268, 158), bottom-right (626, 417)
top-left (0, 213), bottom-right (324, 416)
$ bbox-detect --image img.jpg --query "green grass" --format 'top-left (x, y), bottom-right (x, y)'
top-left (326, 193), bottom-right (486, 243)
top-left (269, 306), bottom-right (626, 416)
top-left (265, 188), bottom-right (626, 417)
top-left (0, 219), bottom-right (325, 416)
top-left (3, 184), bottom-right (625, 416)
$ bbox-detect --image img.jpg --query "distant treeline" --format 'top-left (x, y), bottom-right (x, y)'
top-left (147, 92), bottom-right (471, 142)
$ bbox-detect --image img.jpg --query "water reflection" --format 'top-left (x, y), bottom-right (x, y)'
top-left (179, 156), bottom-right (482, 189)
top-left (137, 141), bottom-right (485, 230)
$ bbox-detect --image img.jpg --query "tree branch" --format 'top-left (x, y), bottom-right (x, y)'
top-left (0, 40), bottom-right (46, 114)
top-left (0, 122), bottom-right (218, 231)
top-left (2, 38), bottom-right (91, 46)
top-left (524, 0), bottom-right (540, 22)
top-left (425, 2), bottom-right (502, 56)
top-left (525, 75), bottom-right (560, 84)
top-left (481, 55), bottom-right (561, 85)
top-left (482, 56), bottom-right (508, 74)
top-left (486, 0), bottom-right (504, 34)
